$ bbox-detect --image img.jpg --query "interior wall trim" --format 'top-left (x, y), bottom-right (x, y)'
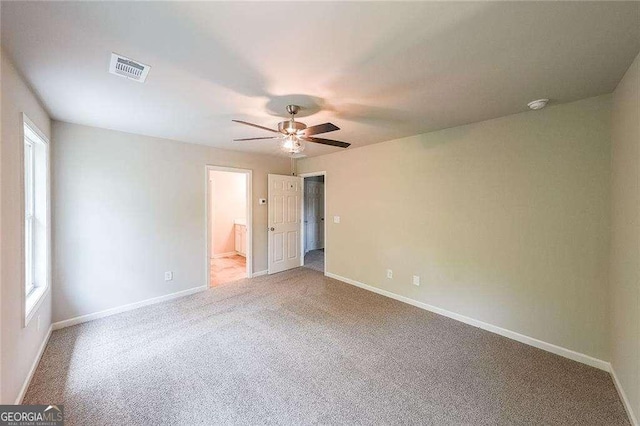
top-left (611, 365), bottom-right (639, 425)
top-left (325, 272), bottom-right (611, 372)
top-left (52, 285), bottom-right (207, 330)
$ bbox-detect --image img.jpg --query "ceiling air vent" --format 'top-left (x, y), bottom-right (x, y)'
top-left (109, 53), bottom-right (150, 83)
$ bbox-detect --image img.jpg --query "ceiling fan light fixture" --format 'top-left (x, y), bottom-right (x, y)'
top-left (281, 135), bottom-right (305, 154)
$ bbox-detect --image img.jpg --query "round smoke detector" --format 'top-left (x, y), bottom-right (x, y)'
top-left (527, 99), bottom-right (549, 110)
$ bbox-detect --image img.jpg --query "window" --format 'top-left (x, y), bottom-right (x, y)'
top-left (23, 115), bottom-right (50, 325)
top-left (24, 135), bottom-right (35, 296)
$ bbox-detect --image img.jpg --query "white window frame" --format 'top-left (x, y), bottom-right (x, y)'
top-left (22, 114), bottom-right (51, 327)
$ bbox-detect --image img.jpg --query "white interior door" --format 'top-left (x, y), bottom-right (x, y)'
top-left (268, 174), bottom-right (302, 274)
top-left (304, 180), bottom-right (324, 252)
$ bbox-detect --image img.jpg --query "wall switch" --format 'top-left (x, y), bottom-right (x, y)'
top-left (333, 216), bottom-right (341, 223)
top-left (386, 269), bottom-right (393, 279)
top-left (165, 271), bottom-right (173, 281)
top-left (412, 275), bottom-right (420, 286)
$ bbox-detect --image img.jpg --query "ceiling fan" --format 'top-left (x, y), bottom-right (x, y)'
top-left (232, 105), bottom-right (351, 154)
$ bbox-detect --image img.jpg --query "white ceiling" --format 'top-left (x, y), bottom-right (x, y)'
top-left (2, 1), bottom-right (639, 157)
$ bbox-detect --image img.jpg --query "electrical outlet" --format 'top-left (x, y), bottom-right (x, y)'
top-left (333, 216), bottom-right (341, 224)
top-left (412, 275), bottom-right (420, 286)
top-left (386, 269), bottom-right (393, 279)
top-left (165, 271), bottom-right (173, 281)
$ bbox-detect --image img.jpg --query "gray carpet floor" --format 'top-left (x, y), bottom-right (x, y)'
top-left (25, 268), bottom-right (629, 425)
top-left (303, 249), bottom-right (324, 273)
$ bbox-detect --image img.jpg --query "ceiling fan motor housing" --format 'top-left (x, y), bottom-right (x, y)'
top-left (278, 120), bottom-right (306, 134)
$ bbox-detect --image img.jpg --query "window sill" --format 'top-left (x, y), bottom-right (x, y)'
top-left (24, 285), bottom-right (49, 327)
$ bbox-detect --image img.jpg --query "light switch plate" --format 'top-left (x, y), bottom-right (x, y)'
top-left (165, 271), bottom-right (173, 281)
top-left (333, 216), bottom-right (341, 223)
top-left (413, 275), bottom-right (420, 286)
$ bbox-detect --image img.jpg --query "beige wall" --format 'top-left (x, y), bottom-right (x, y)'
top-left (610, 52), bottom-right (640, 422)
top-left (1, 46), bottom-right (3, 402)
top-left (298, 95), bottom-right (612, 361)
top-left (209, 170), bottom-right (246, 255)
top-left (52, 122), bottom-right (290, 322)
top-left (1, 52), bottom-right (52, 403)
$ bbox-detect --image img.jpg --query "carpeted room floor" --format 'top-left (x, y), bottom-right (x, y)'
top-left (24, 268), bottom-right (628, 425)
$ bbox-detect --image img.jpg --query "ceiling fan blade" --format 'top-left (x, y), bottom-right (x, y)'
top-left (302, 122), bottom-right (340, 136)
top-left (232, 120), bottom-right (279, 134)
top-left (303, 137), bottom-right (351, 148)
top-left (234, 137), bottom-right (278, 141)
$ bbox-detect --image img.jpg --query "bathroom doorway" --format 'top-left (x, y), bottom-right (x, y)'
top-left (206, 166), bottom-right (252, 286)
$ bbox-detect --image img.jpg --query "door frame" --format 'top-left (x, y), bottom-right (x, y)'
top-left (298, 171), bottom-right (327, 273)
top-left (205, 165), bottom-right (253, 286)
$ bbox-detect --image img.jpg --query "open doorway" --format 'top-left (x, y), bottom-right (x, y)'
top-left (207, 166), bottom-right (252, 286)
top-left (301, 173), bottom-right (325, 273)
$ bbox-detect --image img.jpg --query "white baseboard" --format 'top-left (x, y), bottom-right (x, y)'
top-left (52, 286), bottom-right (207, 330)
top-left (212, 252), bottom-right (237, 259)
top-left (15, 325), bottom-right (52, 404)
top-left (611, 366), bottom-right (639, 426)
top-left (252, 270), bottom-right (268, 277)
top-left (325, 272), bottom-right (610, 372)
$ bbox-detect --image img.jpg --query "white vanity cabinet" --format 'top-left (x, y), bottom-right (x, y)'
top-left (234, 222), bottom-right (247, 256)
